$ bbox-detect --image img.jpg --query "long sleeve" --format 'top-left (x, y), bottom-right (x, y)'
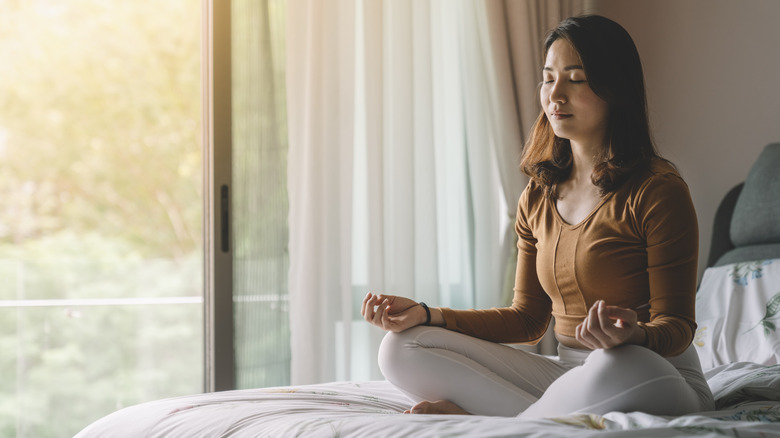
top-left (632, 172), bottom-right (699, 356)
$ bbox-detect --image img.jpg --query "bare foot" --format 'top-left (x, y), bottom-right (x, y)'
top-left (403, 400), bottom-right (471, 415)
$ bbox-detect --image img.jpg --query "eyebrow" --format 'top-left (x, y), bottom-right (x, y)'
top-left (543, 65), bottom-right (584, 72)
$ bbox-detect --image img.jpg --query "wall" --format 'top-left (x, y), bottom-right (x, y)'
top-left (591, 0), bottom-right (780, 276)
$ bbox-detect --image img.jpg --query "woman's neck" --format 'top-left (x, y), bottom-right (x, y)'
top-left (568, 140), bottom-right (600, 184)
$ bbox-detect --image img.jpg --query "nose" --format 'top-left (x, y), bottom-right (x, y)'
top-left (549, 80), bottom-right (567, 104)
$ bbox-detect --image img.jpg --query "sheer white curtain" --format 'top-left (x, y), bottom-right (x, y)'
top-left (287, 0), bottom-right (579, 385)
top-left (286, 0), bottom-right (356, 385)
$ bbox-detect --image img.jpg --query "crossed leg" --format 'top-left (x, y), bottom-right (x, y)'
top-left (379, 326), bottom-right (713, 418)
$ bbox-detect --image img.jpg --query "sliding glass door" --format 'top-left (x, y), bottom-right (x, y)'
top-left (205, 0), bottom-right (290, 392)
top-left (0, 2), bottom-right (290, 435)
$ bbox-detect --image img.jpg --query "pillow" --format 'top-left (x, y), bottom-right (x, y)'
top-left (729, 142), bottom-right (780, 247)
top-left (695, 258), bottom-right (780, 369)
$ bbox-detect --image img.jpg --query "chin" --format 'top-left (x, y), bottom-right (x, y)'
top-left (550, 129), bottom-right (572, 141)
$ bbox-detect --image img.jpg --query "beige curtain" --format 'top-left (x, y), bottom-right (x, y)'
top-left (500, 1), bottom-right (584, 136)
top-left (287, 0), bottom-right (357, 385)
top-left (481, 0), bottom-right (583, 354)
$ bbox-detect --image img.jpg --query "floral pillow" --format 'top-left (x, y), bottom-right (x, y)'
top-left (695, 258), bottom-right (780, 369)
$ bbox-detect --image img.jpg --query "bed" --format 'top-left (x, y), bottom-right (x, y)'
top-left (73, 262), bottom-right (780, 438)
top-left (75, 144), bottom-right (780, 437)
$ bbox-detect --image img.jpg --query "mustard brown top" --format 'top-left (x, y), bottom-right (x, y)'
top-left (438, 159), bottom-right (698, 357)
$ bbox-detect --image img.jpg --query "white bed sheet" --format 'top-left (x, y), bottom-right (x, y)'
top-left (77, 258), bottom-right (780, 437)
top-left (76, 361), bottom-right (780, 438)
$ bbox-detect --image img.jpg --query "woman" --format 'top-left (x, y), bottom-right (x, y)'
top-left (361, 15), bottom-right (715, 418)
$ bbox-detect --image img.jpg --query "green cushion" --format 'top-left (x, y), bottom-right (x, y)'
top-left (730, 143), bottom-right (780, 247)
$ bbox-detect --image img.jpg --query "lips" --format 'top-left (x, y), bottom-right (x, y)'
top-left (550, 112), bottom-right (572, 120)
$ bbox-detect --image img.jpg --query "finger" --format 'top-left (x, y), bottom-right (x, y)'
top-left (576, 319), bottom-right (595, 347)
top-left (372, 299), bottom-right (389, 325)
top-left (361, 292), bottom-right (371, 317)
top-left (381, 304), bottom-right (396, 330)
top-left (597, 302), bottom-right (630, 348)
top-left (363, 294), bottom-right (377, 321)
top-left (597, 305), bottom-right (636, 337)
top-left (581, 302), bottom-right (612, 349)
top-left (575, 322), bottom-right (596, 350)
top-left (585, 302), bottom-right (606, 340)
top-left (607, 306), bottom-right (638, 326)
top-left (586, 301), bottom-right (599, 329)
top-left (371, 299), bottom-right (385, 324)
top-left (596, 301), bottom-right (619, 339)
top-left (384, 304), bottom-right (412, 331)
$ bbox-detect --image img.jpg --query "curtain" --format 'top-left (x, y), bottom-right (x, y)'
top-left (286, 0), bottom-right (356, 385)
top-left (484, 0), bottom-right (584, 354)
top-left (287, 0), bottom-right (581, 385)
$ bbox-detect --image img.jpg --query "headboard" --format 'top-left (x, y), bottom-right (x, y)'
top-left (706, 143), bottom-right (780, 267)
top-left (697, 142), bottom-right (780, 368)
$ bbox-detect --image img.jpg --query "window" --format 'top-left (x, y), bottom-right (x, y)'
top-left (1, 1), bottom-right (291, 434)
top-left (0, 1), bottom-right (203, 436)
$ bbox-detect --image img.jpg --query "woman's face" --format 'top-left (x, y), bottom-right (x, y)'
top-left (541, 39), bottom-right (609, 149)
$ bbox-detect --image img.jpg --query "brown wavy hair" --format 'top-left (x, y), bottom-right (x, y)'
top-left (520, 15), bottom-right (662, 199)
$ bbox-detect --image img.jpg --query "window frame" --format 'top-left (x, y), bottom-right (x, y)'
top-left (203, 0), bottom-right (235, 392)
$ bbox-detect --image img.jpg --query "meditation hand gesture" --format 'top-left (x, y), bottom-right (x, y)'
top-left (575, 300), bottom-right (648, 350)
top-left (361, 292), bottom-right (427, 333)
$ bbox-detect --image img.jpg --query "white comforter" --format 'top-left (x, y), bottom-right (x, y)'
top-left (76, 362), bottom-right (780, 438)
top-left (78, 259), bottom-right (780, 437)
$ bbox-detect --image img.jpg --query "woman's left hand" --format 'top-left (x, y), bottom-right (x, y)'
top-left (575, 300), bottom-right (647, 350)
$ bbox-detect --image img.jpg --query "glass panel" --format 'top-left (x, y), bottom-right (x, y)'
top-left (231, 0), bottom-right (290, 388)
top-left (0, 1), bottom-right (203, 436)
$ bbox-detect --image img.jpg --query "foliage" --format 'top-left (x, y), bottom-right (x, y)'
top-left (0, 0), bottom-right (202, 259)
top-left (0, 0), bottom-right (204, 436)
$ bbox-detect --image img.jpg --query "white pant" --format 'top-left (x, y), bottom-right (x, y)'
top-left (378, 326), bottom-right (715, 417)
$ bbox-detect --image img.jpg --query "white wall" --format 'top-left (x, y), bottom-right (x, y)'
top-left (591, 0), bottom-right (780, 276)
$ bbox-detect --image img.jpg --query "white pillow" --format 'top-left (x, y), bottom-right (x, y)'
top-left (695, 258), bottom-right (780, 369)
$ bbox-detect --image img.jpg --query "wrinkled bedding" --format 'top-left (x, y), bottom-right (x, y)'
top-left (76, 362), bottom-right (780, 438)
top-left (77, 259), bottom-right (780, 437)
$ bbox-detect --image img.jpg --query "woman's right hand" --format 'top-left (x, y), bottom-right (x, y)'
top-left (361, 292), bottom-right (426, 332)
